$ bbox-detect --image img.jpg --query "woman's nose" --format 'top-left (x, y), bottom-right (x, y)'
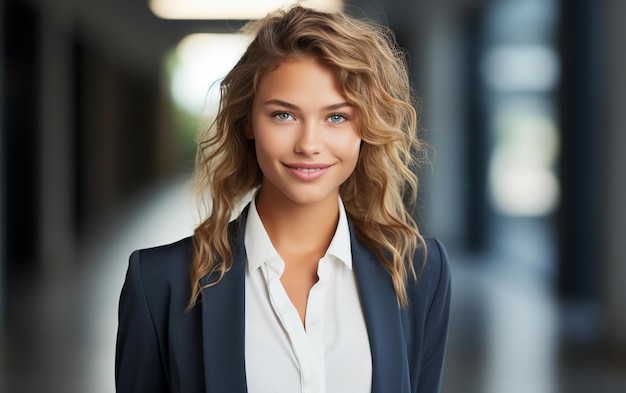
top-left (294, 121), bottom-right (322, 155)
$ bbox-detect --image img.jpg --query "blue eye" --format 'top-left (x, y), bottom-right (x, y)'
top-left (274, 112), bottom-right (293, 121)
top-left (328, 113), bottom-right (348, 123)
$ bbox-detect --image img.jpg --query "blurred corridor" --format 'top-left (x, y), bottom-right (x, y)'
top-left (2, 0), bottom-right (625, 392)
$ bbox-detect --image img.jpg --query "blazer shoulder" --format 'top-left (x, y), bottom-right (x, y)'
top-left (409, 237), bottom-right (451, 302)
top-left (413, 237), bottom-right (450, 276)
top-left (421, 237), bottom-right (450, 278)
top-left (129, 237), bottom-right (194, 288)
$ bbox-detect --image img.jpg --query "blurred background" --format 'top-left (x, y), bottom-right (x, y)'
top-left (1, 0), bottom-right (625, 392)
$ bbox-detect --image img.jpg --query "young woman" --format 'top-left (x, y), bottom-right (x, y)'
top-left (116, 5), bottom-right (451, 393)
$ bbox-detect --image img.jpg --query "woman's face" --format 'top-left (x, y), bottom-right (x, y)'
top-left (249, 56), bottom-right (361, 208)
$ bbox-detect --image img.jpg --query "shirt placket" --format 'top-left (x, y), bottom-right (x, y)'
top-left (263, 257), bottom-right (325, 393)
top-left (305, 258), bottom-right (330, 393)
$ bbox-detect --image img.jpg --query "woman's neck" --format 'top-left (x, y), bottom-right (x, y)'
top-left (254, 190), bottom-right (339, 258)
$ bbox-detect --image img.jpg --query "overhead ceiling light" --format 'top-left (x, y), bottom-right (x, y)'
top-left (169, 33), bottom-right (252, 118)
top-left (149, 0), bottom-right (343, 20)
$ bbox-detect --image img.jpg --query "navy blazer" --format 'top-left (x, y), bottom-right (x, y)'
top-left (116, 209), bottom-right (451, 393)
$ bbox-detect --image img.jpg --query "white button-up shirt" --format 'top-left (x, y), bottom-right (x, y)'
top-left (244, 197), bottom-right (372, 393)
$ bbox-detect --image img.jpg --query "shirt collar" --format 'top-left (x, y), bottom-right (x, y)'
top-left (244, 197), bottom-right (280, 274)
top-left (326, 198), bottom-right (353, 269)
top-left (244, 196), bottom-right (353, 273)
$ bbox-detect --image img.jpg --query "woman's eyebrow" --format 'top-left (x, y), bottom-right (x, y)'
top-left (263, 99), bottom-right (352, 111)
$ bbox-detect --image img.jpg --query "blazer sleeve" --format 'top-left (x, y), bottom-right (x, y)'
top-left (115, 250), bottom-right (170, 393)
top-left (416, 238), bottom-right (452, 393)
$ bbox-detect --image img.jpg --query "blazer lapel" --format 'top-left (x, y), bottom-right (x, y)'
top-left (201, 217), bottom-right (248, 393)
top-left (351, 231), bottom-right (408, 393)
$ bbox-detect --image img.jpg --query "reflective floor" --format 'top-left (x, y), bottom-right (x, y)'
top-left (1, 177), bottom-right (625, 393)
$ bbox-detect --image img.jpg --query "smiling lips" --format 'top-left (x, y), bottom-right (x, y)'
top-left (284, 163), bottom-right (332, 181)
